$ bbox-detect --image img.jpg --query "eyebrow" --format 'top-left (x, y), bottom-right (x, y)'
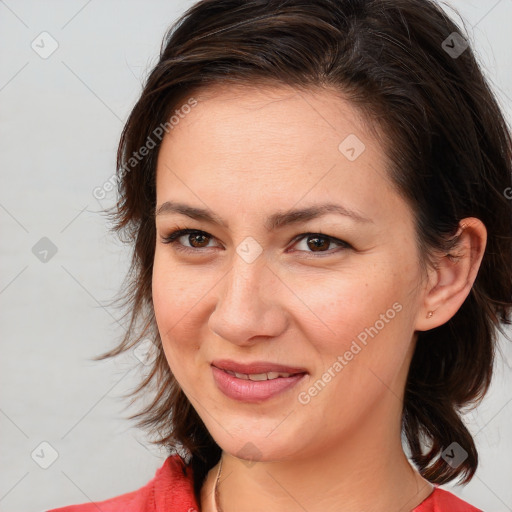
top-left (155, 201), bottom-right (373, 230)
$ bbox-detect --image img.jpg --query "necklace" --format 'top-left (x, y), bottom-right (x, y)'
top-left (213, 456), bottom-right (224, 512)
top-left (209, 457), bottom-right (435, 512)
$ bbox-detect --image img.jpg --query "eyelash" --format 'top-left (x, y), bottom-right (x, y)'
top-left (160, 228), bottom-right (352, 256)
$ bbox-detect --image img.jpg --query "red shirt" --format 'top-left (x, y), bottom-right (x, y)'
top-left (47, 454), bottom-right (482, 512)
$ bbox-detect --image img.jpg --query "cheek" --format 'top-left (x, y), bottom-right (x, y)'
top-left (152, 253), bottom-right (202, 373)
top-left (152, 249), bottom-right (203, 329)
top-left (285, 263), bottom-right (416, 395)
top-left (283, 265), bottom-right (403, 345)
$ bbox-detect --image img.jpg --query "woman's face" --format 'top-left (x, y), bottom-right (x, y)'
top-left (153, 84), bottom-right (427, 462)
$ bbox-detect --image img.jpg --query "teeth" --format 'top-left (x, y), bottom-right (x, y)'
top-left (225, 370), bottom-right (297, 380)
top-left (248, 372), bottom-right (268, 381)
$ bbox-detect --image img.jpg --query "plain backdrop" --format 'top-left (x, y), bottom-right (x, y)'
top-left (0, 1), bottom-right (511, 511)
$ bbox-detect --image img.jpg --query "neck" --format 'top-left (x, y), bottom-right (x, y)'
top-left (200, 394), bottom-right (433, 512)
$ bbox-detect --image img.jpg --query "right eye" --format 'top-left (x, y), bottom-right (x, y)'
top-left (160, 228), bottom-right (221, 253)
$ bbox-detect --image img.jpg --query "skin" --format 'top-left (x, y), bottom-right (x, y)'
top-left (152, 83), bottom-right (487, 512)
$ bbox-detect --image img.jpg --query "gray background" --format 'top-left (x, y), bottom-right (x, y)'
top-left (0, 1), bottom-right (511, 511)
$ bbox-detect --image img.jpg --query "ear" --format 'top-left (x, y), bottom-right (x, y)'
top-left (415, 217), bottom-right (487, 332)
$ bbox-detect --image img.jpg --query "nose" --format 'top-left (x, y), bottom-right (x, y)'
top-left (208, 255), bottom-right (288, 346)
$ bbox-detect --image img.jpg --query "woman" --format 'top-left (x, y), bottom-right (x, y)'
top-left (48, 0), bottom-right (512, 510)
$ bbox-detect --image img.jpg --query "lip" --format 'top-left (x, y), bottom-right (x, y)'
top-left (210, 360), bottom-right (308, 403)
top-left (211, 359), bottom-right (308, 375)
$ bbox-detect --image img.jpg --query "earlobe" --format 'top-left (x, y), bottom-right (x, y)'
top-left (415, 218), bottom-right (487, 332)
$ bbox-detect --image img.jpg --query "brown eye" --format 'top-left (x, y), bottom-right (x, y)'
top-left (161, 228), bottom-right (218, 252)
top-left (293, 233), bottom-right (351, 254)
top-left (188, 232), bottom-right (210, 248)
top-left (305, 235), bottom-right (331, 252)
top-left (161, 228), bottom-right (350, 256)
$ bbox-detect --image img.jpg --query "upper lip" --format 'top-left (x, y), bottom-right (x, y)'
top-left (211, 359), bottom-right (308, 375)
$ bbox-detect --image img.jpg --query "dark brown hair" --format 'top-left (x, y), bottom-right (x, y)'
top-left (93, 0), bottom-right (512, 502)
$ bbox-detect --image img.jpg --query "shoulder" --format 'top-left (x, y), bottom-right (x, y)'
top-left (413, 486), bottom-right (483, 512)
top-left (46, 454), bottom-right (199, 512)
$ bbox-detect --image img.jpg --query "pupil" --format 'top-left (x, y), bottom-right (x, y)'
top-left (191, 234), bottom-right (208, 247)
top-left (308, 236), bottom-right (329, 251)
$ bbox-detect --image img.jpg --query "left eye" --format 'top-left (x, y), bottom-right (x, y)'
top-left (292, 233), bottom-right (351, 254)
top-left (161, 229), bottom-right (351, 255)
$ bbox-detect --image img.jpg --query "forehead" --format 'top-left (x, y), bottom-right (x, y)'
top-left (172, 83), bottom-right (372, 153)
top-left (154, 83), bottom-right (404, 227)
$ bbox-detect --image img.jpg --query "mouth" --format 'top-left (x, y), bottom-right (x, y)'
top-left (220, 369), bottom-right (303, 381)
top-left (211, 360), bottom-right (308, 402)
top-left (211, 359), bottom-right (308, 375)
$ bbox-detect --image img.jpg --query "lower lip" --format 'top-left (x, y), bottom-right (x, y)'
top-left (211, 366), bottom-right (307, 403)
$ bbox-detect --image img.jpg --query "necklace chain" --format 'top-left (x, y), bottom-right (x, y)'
top-left (213, 455), bottom-right (224, 512)
top-left (211, 455), bottom-right (434, 511)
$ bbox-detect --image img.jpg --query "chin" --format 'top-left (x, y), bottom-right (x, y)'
top-left (211, 429), bottom-right (306, 464)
